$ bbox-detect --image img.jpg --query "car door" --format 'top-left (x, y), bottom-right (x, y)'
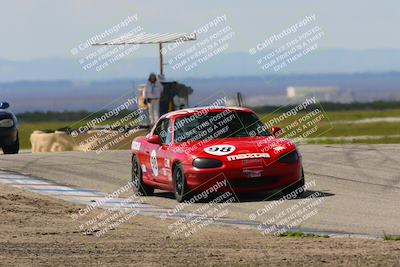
top-left (153, 118), bottom-right (171, 184)
top-left (144, 118), bottom-right (171, 184)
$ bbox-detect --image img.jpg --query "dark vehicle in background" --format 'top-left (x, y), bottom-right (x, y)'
top-left (0, 102), bottom-right (19, 154)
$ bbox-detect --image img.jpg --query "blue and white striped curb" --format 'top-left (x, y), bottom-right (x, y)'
top-left (0, 170), bottom-right (153, 209)
top-left (0, 170), bottom-right (376, 239)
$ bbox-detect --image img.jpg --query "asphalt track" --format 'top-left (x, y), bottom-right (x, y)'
top-left (1, 144), bottom-right (399, 237)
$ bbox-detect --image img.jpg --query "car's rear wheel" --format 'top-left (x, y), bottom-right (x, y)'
top-left (131, 154), bottom-right (154, 196)
top-left (173, 164), bottom-right (190, 203)
top-left (282, 168), bottom-right (305, 197)
top-left (2, 132), bottom-right (19, 154)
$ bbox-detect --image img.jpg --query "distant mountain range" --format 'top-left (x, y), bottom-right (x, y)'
top-left (1, 72), bottom-right (400, 112)
top-left (1, 48), bottom-right (400, 112)
top-left (2, 49), bottom-right (400, 82)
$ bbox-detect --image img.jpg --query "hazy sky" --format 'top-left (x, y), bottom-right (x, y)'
top-left (1, 0), bottom-right (399, 60)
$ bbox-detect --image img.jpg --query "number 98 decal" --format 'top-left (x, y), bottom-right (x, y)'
top-left (204, 145), bottom-right (236, 156)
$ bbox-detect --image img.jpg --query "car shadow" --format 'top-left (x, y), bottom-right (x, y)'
top-left (153, 191), bottom-right (176, 200)
top-left (234, 190), bottom-right (334, 203)
top-left (152, 190), bottom-right (334, 203)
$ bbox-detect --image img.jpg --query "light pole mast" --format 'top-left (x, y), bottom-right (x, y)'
top-left (159, 43), bottom-right (164, 77)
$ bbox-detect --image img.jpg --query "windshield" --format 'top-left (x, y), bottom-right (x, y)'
top-left (173, 110), bottom-right (270, 143)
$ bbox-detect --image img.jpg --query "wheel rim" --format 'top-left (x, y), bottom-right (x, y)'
top-left (175, 169), bottom-right (184, 196)
top-left (132, 158), bottom-right (140, 188)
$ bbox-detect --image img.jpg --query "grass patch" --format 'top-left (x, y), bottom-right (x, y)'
top-left (18, 120), bottom-right (148, 150)
top-left (383, 233), bottom-right (400, 241)
top-left (16, 108), bottom-right (400, 149)
top-left (18, 121), bottom-right (76, 149)
top-left (318, 109), bottom-right (400, 121)
top-left (258, 108), bottom-right (400, 122)
top-left (305, 136), bottom-right (400, 145)
top-left (316, 122), bottom-right (400, 137)
top-left (258, 108), bottom-right (400, 143)
top-left (276, 231), bottom-right (329, 238)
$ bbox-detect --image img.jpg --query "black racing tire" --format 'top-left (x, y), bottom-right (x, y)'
top-left (173, 164), bottom-right (191, 203)
top-left (282, 168), bottom-right (305, 197)
top-left (2, 133), bottom-right (19, 154)
top-left (131, 154), bottom-right (154, 196)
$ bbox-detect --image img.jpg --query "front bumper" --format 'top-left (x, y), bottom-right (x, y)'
top-left (182, 160), bottom-right (302, 193)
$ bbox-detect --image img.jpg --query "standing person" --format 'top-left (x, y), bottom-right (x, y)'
top-left (144, 73), bottom-right (163, 125)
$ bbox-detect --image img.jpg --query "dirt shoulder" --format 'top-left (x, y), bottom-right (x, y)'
top-left (1, 184), bottom-right (399, 267)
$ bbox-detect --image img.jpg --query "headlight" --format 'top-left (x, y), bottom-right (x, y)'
top-left (192, 158), bottom-right (223, 168)
top-left (278, 150), bottom-right (299, 163)
top-left (0, 119), bottom-right (14, 127)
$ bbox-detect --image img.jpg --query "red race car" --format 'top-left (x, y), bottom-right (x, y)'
top-left (131, 106), bottom-right (304, 202)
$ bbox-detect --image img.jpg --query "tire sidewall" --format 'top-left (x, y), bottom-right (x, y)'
top-left (2, 132), bottom-right (19, 154)
top-left (131, 155), bottom-right (142, 193)
top-left (173, 165), bottom-right (187, 202)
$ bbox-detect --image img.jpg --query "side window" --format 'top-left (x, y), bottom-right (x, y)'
top-left (164, 120), bottom-right (171, 145)
top-left (153, 120), bottom-right (163, 138)
top-left (154, 119), bottom-right (171, 145)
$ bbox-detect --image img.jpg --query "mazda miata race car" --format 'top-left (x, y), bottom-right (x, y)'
top-left (131, 106), bottom-right (304, 202)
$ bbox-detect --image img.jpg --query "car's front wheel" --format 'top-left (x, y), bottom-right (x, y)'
top-left (131, 154), bottom-right (154, 196)
top-left (173, 164), bottom-right (190, 203)
top-left (2, 132), bottom-right (19, 154)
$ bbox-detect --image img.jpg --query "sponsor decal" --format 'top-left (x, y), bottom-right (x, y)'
top-left (243, 167), bottom-right (263, 178)
top-left (204, 145), bottom-right (236, 156)
top-left (241, 159), bottom-right (262, 165)
top-left (131, 141), bottom-right (141, 150)
top-left (150, 150), bottom-right (158, 176)
top-left (141, 164), bottom-right (147, 173)
top-left (164, 158), bottom-right (170, 168)
top-left (227, 152), bottom-right (271, 161)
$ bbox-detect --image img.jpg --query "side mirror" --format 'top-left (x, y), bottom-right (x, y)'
top-left (147, 135), bottom-right (160, 144)
top-left (0, 102), bottom-right (10, 109)
top-left (270, 126), bottom-right (282, 137)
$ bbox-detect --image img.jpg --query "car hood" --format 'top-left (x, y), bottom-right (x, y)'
top-left (171, 136), bottom-right (297, 162)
